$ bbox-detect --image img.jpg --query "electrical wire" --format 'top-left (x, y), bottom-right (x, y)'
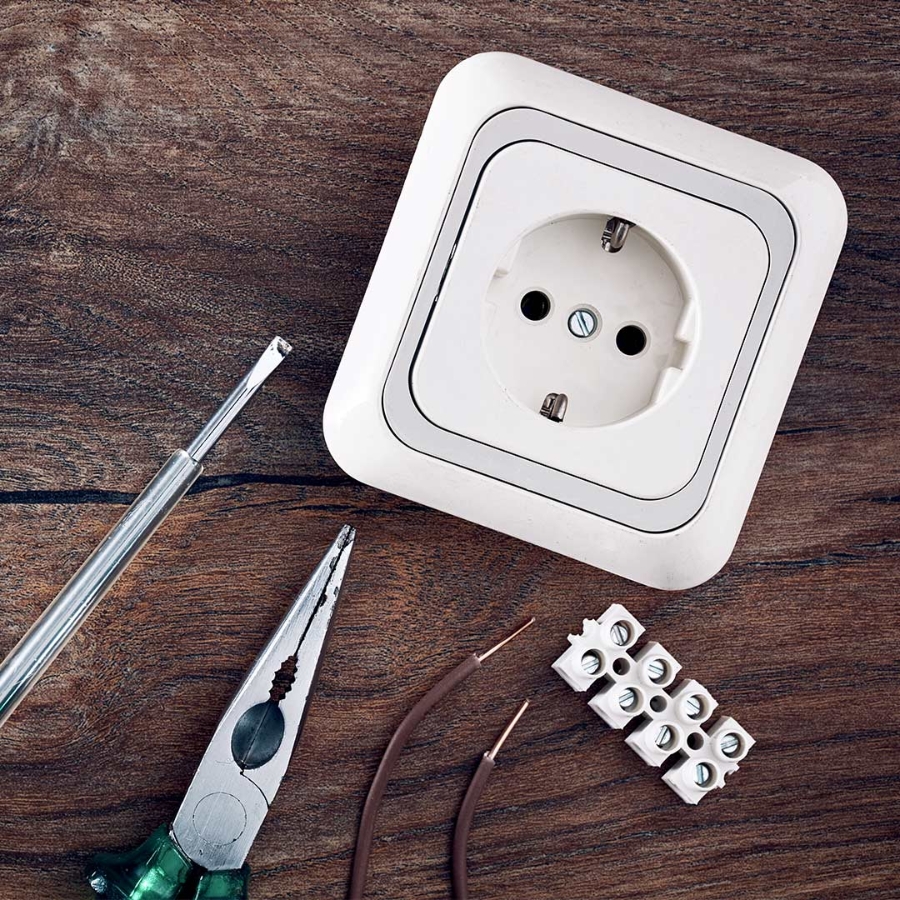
top-left (452, 701), bottom-right (529, 900)
top-left (348, 619), bottom-right (534, 900)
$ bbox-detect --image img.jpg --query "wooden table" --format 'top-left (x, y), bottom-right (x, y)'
top-left (0, 3), bottom-right (897, 898)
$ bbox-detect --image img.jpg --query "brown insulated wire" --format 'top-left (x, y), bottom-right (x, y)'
top-left (452, 701), bottom-right (529, 900)
top-left (348, 619), bottom-right (534, 900)
top-left (452, 755), bottom-right (495, 900)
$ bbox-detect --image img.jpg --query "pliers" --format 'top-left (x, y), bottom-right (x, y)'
top-left (86, 525), bottom-right (356, 899)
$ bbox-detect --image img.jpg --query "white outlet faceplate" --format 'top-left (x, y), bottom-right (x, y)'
top-left (324, 53), bottom-right (847, 589)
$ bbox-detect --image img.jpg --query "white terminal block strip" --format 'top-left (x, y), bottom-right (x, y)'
top-left (552, 604), bottom-right (754, 804)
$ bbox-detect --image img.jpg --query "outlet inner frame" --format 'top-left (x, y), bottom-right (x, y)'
top-left (381, 108), bottom-right (795, 534)
top-left (411, 140), bottom-right (773, 496)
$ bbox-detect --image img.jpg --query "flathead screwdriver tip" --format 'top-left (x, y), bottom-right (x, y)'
top-left (273, 336), bottom-right (293, 357)
top-left (186, 336), bottom-right (293, 463)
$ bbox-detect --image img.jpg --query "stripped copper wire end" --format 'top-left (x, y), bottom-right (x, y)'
top-left (453, 700), bottom-right (531, 900)
top-left (348, 616), bottom-right (536, 900)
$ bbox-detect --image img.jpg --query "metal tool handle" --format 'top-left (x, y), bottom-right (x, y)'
top-left (87, 825), bottom-right (249, 900)
top-left (0, 450), bottom-right (202, 728)
top-left (0, 337), bottom-right (290, 731)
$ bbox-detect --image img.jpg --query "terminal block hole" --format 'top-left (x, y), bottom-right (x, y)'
top-left (656, 724), bottom-right (678, 751)
top-left (720, 732), bottom-right (745, 758)
top-left (610, 621), bottom-right (633, 647)
top-left (694, 762), bottom-right (715, 788)
top-left (685, 694), bottom-right (708, 721)
top-left (581, 650), bottom-right (604, 675)
top-left (618, 687), bottom-right (642, 713)
top-left (686, 731), bottom-right (705, 751)
top-left (612, 656), bottom-right (631, 676)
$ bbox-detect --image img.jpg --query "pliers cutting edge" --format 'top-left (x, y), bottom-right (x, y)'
top-left (87, 525), bottom-right (356, 899)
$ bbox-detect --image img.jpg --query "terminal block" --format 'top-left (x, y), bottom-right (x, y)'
top-left (552, 605), bottom-right (754, 804)
top-left (551, 604), bottom-right (644, 695)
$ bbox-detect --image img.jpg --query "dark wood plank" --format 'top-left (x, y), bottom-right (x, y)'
top-left (0, 2), bottom-right (897, 898)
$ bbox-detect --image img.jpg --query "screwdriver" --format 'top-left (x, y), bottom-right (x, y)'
top-left (0, 337), bottom-right (292, 730)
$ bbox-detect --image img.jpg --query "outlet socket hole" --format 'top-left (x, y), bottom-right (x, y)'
top-left (520, 291), bottom-right (551, 321)
top-left (616, 324), bottom-right (647, 356)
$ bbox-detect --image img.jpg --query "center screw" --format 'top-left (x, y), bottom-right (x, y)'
top-left (568, 308), bottom-right (598, 338)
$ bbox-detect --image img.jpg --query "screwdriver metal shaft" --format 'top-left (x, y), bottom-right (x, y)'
top-left (0, 337), bottom-right (292, 730)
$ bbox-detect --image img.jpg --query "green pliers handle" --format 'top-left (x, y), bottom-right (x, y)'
top-left (87, 825), bottom-right (250, 900)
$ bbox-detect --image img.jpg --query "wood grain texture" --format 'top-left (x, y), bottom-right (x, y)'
top-left (0, 2), bottom-right (897, 898)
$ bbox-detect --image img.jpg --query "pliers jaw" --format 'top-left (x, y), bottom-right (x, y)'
top-left (171, 525), bottom-right (355, 872)
top-left (87, 526), bottom-right (356, 898)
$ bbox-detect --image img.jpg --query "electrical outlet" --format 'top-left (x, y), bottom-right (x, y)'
top-left (324, 53), bottom-right (847, 589)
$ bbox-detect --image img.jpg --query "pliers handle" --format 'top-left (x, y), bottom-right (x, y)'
top-left (87, 825), bottom-right (249, 900)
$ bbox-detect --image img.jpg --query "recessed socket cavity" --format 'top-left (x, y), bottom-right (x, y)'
top-left (485, 215), bottom-right (695, 427)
